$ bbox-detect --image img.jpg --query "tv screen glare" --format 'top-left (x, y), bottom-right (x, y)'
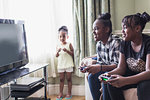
top-left (0, 19), bottom-right (28, 74)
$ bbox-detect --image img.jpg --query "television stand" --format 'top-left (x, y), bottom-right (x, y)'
top-left (0, 64), bottom-right (50, 100)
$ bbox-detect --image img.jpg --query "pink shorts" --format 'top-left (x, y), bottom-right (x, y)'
top-left (58, 67), bottom-right (73, 73)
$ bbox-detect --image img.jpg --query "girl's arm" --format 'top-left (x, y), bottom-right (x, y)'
top-left (69, 43), bottom-right (74, 57)
top-left (85, 64), bottom-right (117, 75)
top-left (56, 46), bottom-right (61, 57)
top-left (108, 52), bottom-right (127, 75)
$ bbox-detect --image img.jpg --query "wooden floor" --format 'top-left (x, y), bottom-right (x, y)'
top-left (48, 95), bottom-right (85, 100)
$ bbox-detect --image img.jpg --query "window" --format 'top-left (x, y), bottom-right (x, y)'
top-left (1, 0), bottom-right (73, 65)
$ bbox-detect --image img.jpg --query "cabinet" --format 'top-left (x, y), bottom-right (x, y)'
top-left (0, 64), bottom-right (50, 100)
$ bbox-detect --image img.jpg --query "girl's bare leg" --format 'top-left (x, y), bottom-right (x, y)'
top-left (58, 72), bottom-right (65, 98)
top-left (66, 72), bottom-right (72, 97)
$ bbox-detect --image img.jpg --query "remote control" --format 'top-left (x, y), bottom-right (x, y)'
top-left (100, 75), bottom-right (112, 81)
top-left (80, 66), bottom-right (87, 71)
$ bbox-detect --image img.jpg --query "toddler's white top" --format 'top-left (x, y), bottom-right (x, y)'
top-left (57, 42), bottom-right (74, 69)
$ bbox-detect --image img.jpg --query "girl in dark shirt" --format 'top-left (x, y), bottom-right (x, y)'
top-left (100, 12), bottom-right (150, 100)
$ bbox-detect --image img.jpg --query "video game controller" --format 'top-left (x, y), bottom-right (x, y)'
top-left (100, 75), bottom-right (112, 81)
top-left (80, 66), bottom-right (87, 71)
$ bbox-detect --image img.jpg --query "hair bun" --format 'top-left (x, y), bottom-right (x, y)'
top-left (101, 13), bottom-right (111, 20)
top-left (58, 26), bottom-right (68, 32)
top-left (141, 12), bottom-right (150, 22)
top-left (99, 13), bottom-right (111, 20)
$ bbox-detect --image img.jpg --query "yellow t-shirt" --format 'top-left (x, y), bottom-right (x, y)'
top-left (57, 42), bottom-right (74, 69)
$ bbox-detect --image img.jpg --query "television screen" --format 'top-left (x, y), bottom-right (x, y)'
top-left (0, 19), bottom-right (28, 74)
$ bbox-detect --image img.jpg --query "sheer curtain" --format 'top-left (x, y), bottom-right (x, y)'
top-left (0, 0), bottom-right (73, 77)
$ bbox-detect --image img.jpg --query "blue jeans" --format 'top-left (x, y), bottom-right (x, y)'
top-left (102, 83), bottom-right (111, 100)
top-left (88, 71), bottom-right (111, 100)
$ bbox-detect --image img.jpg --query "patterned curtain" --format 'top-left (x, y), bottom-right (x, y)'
top-left (72, 0), bottom-right (111, 77)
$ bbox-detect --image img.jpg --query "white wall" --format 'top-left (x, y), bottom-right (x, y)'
top-left (135, 0), bottom-right (150, 29)
top-left (113, 0), bottom-right (150, 30)
top-left (113, 0), bottom-right (135, 30)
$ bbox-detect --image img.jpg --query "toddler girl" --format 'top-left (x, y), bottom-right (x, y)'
top-left (56, 26), bottom-right (74, 100)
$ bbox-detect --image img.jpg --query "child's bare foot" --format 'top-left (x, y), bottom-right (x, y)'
top-left (56, 93), bottom-right (63, 100)
top-left (65, 94), bottom-right (72, 99)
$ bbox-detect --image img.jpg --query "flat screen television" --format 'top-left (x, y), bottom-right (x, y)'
top-left (0, 19), bottom-right (29, 75)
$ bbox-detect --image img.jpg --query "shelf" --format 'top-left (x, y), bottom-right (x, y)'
top-left (11, 84), bottom-right (44, 98)
top-left (0, 63), bottom-right (50, 100)
top-left (10, 78), bottom-right (44, 91)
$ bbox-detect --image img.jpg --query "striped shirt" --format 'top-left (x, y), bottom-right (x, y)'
top-left (96, 34), bottom-right (122, 65)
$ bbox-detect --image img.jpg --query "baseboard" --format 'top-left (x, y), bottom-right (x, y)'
top-left (30, 84), bottom-right (85, 97)
top-left (47, 84), bottom-right (85, 96)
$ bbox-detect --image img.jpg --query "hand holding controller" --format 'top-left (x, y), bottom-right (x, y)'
top-left (80, 66), bottom-right (87, 71)
top-left (100, 75), bottom-right (112, 81)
